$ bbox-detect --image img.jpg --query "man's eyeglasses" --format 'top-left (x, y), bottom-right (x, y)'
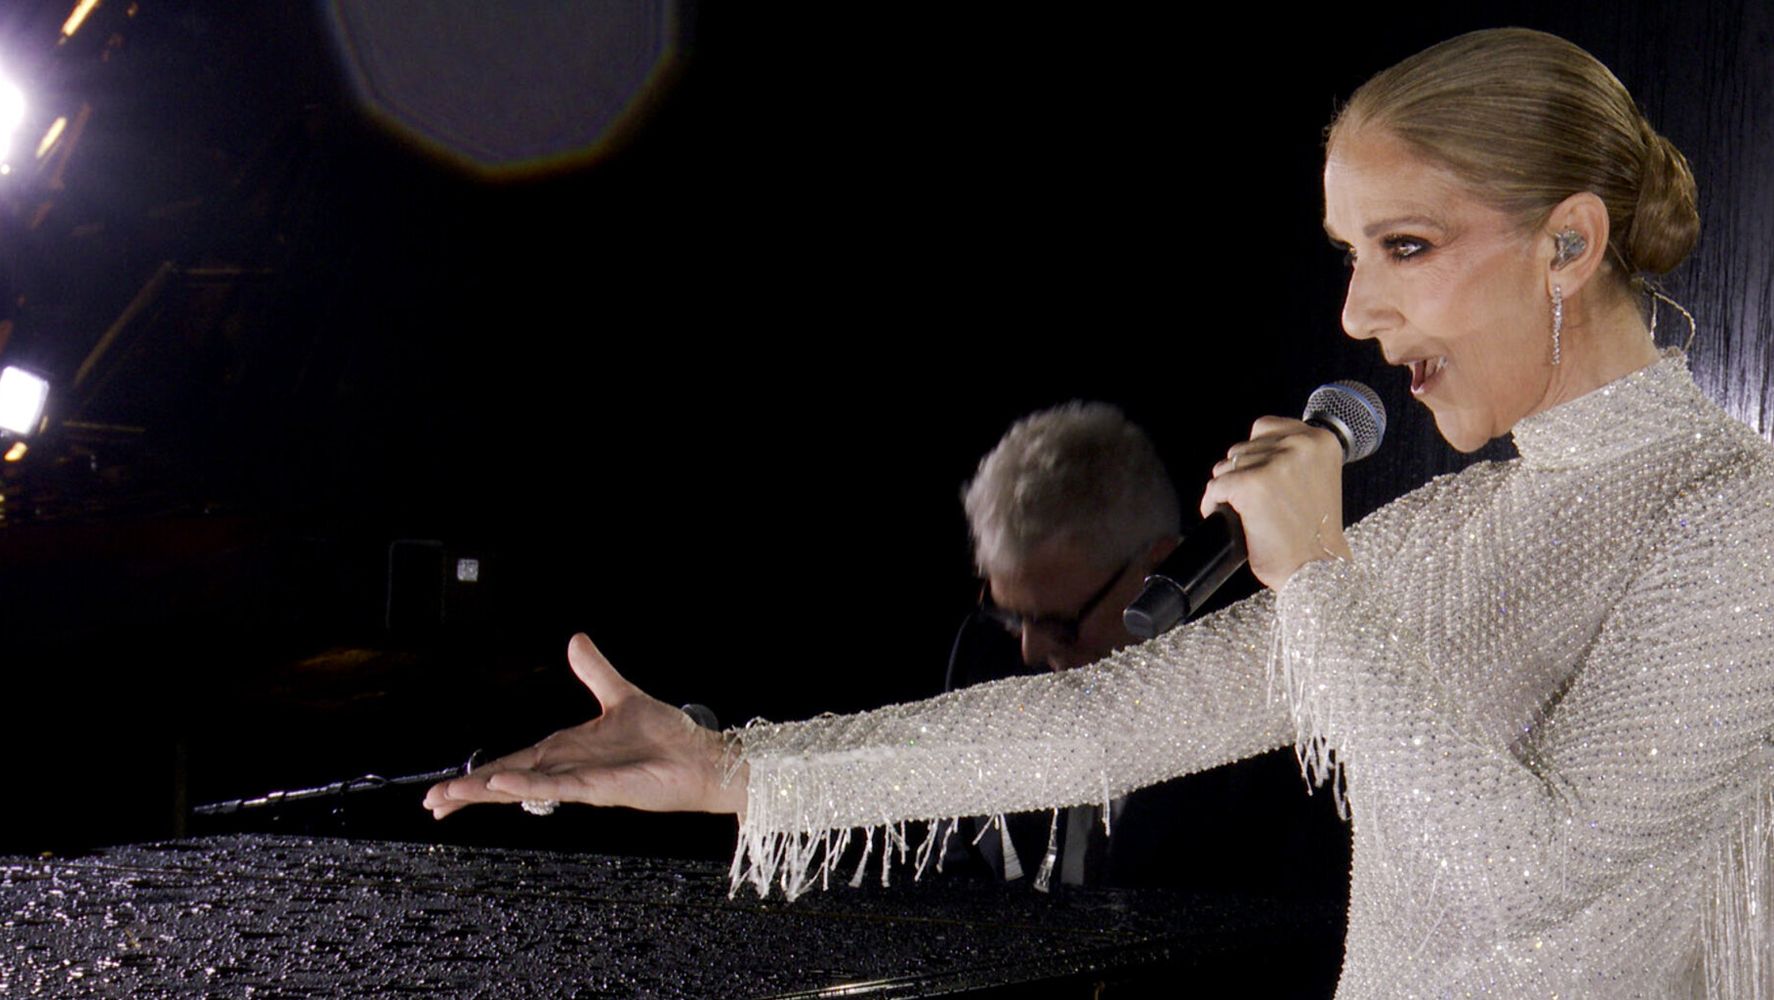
top-left (977, 557), bottom-right (1133, 647)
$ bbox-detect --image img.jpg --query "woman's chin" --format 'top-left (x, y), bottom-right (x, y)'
top-left (1431, 409), bottom-right (1494, 454)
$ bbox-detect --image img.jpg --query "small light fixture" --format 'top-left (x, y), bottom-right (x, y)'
top-left (0, 366), bottom-right (49, 436)
top-left (3, 441), bottom-right (24, 462)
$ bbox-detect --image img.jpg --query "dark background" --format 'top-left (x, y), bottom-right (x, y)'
top-left (0, 0), bottom-right (1768, 901)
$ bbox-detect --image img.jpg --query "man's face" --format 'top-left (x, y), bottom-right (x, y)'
top-left (986, 536), bottom-right (1161, 672)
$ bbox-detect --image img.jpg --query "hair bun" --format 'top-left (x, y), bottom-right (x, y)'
top-left (1331, 30), bottom-right (1703, 284)
top-left (1626, 126), bottom-right (1699, 275)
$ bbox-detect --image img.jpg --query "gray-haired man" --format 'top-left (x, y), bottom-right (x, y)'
top-left (960, 400), bottom-right (1180, 675)
top-left (946, 401), bottom-right (1181, 886)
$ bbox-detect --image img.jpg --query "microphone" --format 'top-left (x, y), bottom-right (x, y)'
top-left (680, 703), bottom-right (721, 731)
top-left (1122, 381), bottom-right (1386, 639)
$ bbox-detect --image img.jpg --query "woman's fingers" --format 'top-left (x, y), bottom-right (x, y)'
top-left (1198, 418), bottom-right (1348, 586)
top-left (425, 747), bottom-right (579, 817)
top-left (1212, 444), bottom-right (1279, 480)
top-left (1203, 441), bottom-right (1282, 517)
top-left (423, 743), bottom-right (544, 813)
top-left (1210, 418), bottom-right (1308, 482)
top-left (483, 769), bottom-right (604, 804)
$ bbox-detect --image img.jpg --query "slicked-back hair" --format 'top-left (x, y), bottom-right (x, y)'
top-left (1330, 28), bottom-right (1698, 281)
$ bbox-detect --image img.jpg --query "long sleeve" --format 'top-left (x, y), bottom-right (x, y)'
top-left (729, 590), bottom-right (1293, 898)
top-left (1275, 460), bottom-right (1774, 996)
top-left (723, 354), bottom-right (1774, 996)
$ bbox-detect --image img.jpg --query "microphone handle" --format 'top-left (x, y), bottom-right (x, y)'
top-left (1122, 506), bottom-right (1247, 640)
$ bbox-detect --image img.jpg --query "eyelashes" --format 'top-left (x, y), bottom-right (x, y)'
top-left (1332, 235), bottom-right (1433, 267)
top-left (1383, 235), bottom-right (1430, 260)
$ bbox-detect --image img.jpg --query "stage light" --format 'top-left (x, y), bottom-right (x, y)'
top-left (0, 366), bottom-right (49, 436)
top-left (326, 0), bottom-right (680, 176)
top-left (3, 442), bottom-right (24, 462)
top-left (0, 76), bottom-right (25, 165)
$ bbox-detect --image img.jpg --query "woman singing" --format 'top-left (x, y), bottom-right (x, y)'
top-left (426, 29), bottom-right (1774, 998)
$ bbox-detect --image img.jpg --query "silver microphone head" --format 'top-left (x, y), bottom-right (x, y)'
top-left (1303, 380), bottom-right (1386, 463)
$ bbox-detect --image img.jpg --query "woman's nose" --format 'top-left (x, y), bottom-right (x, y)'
top-left (1341, 264), bottom-right (1386, 342)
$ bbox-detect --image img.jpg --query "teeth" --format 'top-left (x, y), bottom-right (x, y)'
top-left (1408, 356), bottom-right (1447, 394)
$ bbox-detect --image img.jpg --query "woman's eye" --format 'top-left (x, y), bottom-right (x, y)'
top-left (1334, 237), bottom-right (1428, 267)
top-left (1385, 236), bottom-right (1429, 260)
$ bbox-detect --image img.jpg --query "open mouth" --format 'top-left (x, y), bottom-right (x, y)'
top-left (1408, 356), bottom-right (1447, 395)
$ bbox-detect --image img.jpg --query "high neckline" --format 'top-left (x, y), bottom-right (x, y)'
top-left (1509, 350), bottom-right (1704, 470)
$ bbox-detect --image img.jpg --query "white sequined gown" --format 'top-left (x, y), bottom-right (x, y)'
top-left (730, 354), bottom-right (1774, 999)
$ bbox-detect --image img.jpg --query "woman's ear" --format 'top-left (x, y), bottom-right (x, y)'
top-left (1543, 191), bottom-right (1611, 297)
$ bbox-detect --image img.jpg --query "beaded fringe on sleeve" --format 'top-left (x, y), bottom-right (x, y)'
top-left (1705, 775), bottom-right (1774, 1000)
top-left (725, 594), bottom-right (1292, 900)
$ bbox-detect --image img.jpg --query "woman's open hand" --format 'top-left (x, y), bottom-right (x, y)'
top-left (1200, 416), bottom-right (1351, 589)
top-left (423, 634), bottom-right (747, 819)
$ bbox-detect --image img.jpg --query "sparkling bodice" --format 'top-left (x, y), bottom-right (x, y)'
top-left (731, 353), bottom-right (1774, 998)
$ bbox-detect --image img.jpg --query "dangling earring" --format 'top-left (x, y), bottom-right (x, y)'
top-left (1548, 229), bottom-right (1580, 366)
top-left (1550, 284), bottom-right (1564, 366)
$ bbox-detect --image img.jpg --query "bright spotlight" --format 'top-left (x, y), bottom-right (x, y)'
top-left (0, 366), bottom-right (49, 436)
top-left (0, 76), bottom-right (24, 163)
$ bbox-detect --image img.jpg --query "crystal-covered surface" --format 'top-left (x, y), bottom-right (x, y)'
top-left (733, 352), bottom-right (1774, 998)
top-left (0, 834), bottom-right (1336, 998)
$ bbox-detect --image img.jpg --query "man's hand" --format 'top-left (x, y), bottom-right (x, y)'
top-left (423, 634), bottom-right (747, 819)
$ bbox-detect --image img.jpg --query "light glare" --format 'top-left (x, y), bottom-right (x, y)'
top-left (62, 0), bottom-right (102, 39)
top-left (36, 117), bottom-right (65, 159)
top-left (0, 367), bottom-right (49, 436)
top-left (0, 82), bottom-right (22, 128)
top-left (0, 79), bottom-right (24, 162)
top-left (3, 442), bottom-right (24, 462)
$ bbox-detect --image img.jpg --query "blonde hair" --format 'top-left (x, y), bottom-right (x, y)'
top-left (1329, 28), bottom-right (1698, 278)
